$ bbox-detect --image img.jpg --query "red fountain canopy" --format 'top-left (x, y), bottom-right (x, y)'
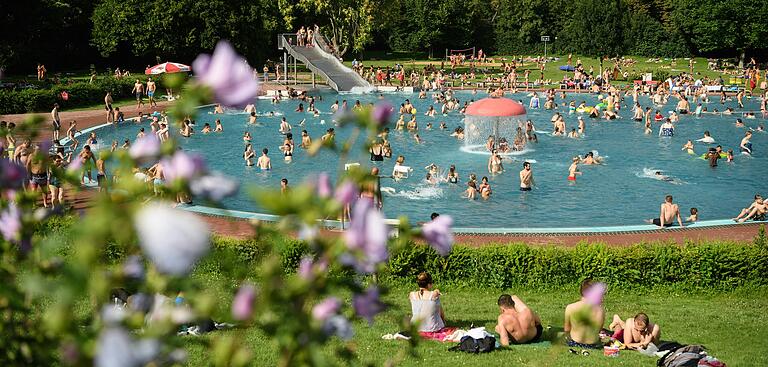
top-left (464, 97), bottom-right (527, 117)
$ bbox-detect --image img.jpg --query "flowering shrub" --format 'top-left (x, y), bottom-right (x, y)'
top-left (0, 41), bottom-right (453, 366)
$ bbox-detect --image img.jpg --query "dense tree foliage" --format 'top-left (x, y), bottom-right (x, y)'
top-left (91, 0), bottom-right (284, 67)
top-left (1, 0), bottom-right (767, 72)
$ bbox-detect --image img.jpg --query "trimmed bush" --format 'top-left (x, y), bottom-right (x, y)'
top-left (210, 236), bottom-right (768, 290)
top-left (386, 241), bottom-right (768, 289)
top-left (0, 78), bottom-right (137, 114)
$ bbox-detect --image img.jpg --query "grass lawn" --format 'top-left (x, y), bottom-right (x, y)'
top-left (182, 277), bottom-right (768, 366)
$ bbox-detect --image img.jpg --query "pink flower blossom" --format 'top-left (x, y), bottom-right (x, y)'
top-left (0, 159), bottom-right (26, 189)
top-left (371, 102), bottom-right (393, 126)
top-left (421, 215), bottom-right (454, 256)
top-left (343, 199), bottom-right (387, 273)
top-left (0, 204), bottom-right (21, 242)
top-left (353, 287), bottom-right (385, 325)
top-left (193, 41), bottom-right (260, 108)
top-left (583, 282), bottom-right (606, 306)
top-left (334, 181), bottom-right (358, 206)
top-left (312, 297), bottom-right (341, 321)
top-left (316, 172), bottom-right (332, 198)
top-left (232, 284), bottom-right (256, 321)
top-left (129, 135), bottom-right (161, 161)
top-left (161, 151), bottom-right (206, 181)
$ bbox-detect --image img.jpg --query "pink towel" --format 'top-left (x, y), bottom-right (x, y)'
top-left (419, 327), bottom-right (458, 342)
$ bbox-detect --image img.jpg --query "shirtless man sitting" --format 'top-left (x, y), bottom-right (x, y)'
top-left (645, 195), bottom-right (684, 228)
top-left (495, 294), bottom-right (543, 346)
top-left (609, 313), bottom-right (661, 350)
top-left (563, 279), bottom-right (605, 349)
top-left (733, 194), bottom-right (766, 222)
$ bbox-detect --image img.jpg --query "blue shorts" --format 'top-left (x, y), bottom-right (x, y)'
top-left (148, 91), bottom-right (155, 97)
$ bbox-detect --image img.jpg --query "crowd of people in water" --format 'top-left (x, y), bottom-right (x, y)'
top-left (3, 54), bottom-right (767, 227)
top-left (407, 272), bottom-right (663, 352)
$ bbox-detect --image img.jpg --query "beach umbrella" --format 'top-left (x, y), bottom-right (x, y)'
top-left (144, 62), bottom-right (191, 75)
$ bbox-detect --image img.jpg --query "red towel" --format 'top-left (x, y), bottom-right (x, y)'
top-left (419, 327), bottom-right (458, 342)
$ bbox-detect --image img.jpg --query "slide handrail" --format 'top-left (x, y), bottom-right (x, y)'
top-left (278, 33), bottom-right (339, 91)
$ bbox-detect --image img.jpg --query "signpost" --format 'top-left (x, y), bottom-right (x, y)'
top-left (541, 36), bottom-right (551, 59)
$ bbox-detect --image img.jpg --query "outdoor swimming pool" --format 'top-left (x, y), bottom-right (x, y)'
top-left (91, 91), bottom-right (767, 228)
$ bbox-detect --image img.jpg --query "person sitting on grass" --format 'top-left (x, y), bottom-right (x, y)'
top-left (732, 194), bottom-right (766, 222)
top-left (495, 294), bottom-right (544, 346)
top-left (410, 272), bottom-right (454, 339)
top-left (563, 279), bottom-right (605, 349)
top-left (609, 313), bottom-right (661, 350)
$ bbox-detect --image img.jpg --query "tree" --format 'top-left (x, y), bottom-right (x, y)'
top-left (668, 0), bottom-right (768, 65)
top-left (292, 0), bottom-right (381, 57)
top-left (561, 0), bottom-right (627, 58)
top-left (91, 0), bottom-right (284, 66)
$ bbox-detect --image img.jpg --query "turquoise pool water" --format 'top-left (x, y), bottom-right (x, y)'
top-left (90, 91), bottom-right (766, 228)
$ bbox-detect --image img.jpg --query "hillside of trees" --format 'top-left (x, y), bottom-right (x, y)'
top-left (1, 0), bottom-right (766, 73)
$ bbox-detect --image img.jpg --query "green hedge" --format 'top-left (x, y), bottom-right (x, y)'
top-left (211, 230), bottom-right (768, 290)
top-left (0, 78), bottom-right (137, 114)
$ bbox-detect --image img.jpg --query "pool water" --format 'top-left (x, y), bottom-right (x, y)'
top-left (91, 91), bottom-right (767, 228)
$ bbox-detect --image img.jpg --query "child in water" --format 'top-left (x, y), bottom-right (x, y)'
top-left (681, 140), bottom-right (694, 155)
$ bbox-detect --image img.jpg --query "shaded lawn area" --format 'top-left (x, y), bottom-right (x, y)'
top-left (183, 280), bottom-right (768, 366)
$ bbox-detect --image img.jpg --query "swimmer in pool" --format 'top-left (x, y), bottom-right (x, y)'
top-left (681, 140), bottom-right (695, 154)
top-left (243, 144), bottom-right (255, 166)
top-left (257, 148), bottom-right (271, 170)
top-left (686, 207), bottom-right (698, 223)
top-left (696, 131), bottom-right (715, 144)
top-left (568, 157), bottom-right (582, 182)
top-left (201, 123), bottom-right (211, 134)
top-left (658, 119), bottom-right (674, 137)
top-left (479, 176), bottom-right (492, 200)
top-left (414, 134), bottom-right (423, 144)
top-left (735, 118), bottom-right (745, 127)
top-left (488, 150), bottom-right (503, 174)
top-left (740, 131), bottom-right (753, 154)
top-left (243, 131), bottom-right (252, 142)
top-left (519, 162), bottom-right (534, 191)
top-left (463, 181), bottom-right (478, 200)
top-left (215, 119), bottom-right (223, 132)
top-left (279, 117), bottom-right (292, 134)
top-left (581, 152), bottom-right (601, 165)
top-left (568, 128), bottom-right (579, 138)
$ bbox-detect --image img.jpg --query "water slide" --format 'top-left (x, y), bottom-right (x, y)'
top-left (278, 30), bottom-right (371, 92)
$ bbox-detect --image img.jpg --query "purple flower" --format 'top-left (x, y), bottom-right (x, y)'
top-left (190, 173), bottom-right (239, 201)
top-left (312, 297), bottom-right (341, 321)
top-left (0, 204), bottom-right (21, 242)
top-left (193, 40), bottom-right (260, 108)
top-left (129, 135), bottom-right (161, 161)
top-left (344, 199), bottom-right (387, 273)
top-left (297, 256), bottom-right (313, 279)
top-left (232, 284), bottom-right (256, 321)
top-left (583, 282), bottom-right (606, 306)
top-left (353, 287), bottom-right (385, 325)
top-left (334, 181), bottom-right (358, 206)
top-left (66, 157), bottom-right (83, 173)
top-left (316, 173), bottom-right (332, 198)
top-left (161, 151), bottom-right (206, 181)
top-left (95, 327), bottom-right (160, 367)
top-left (371, 102), bottom-right (393, 126)
top-left (134, 203), bottom-right (210, 275)
top-left (122, 255), bottom-right (145, 280)
top-left (421, 215), bottom-right (454, 256)
top-left (0, 159), bottom-right (27, 189)
top-left (322, 315), bottom-right (354, 340)
top-left (39, 140), bottom-right (53, 154)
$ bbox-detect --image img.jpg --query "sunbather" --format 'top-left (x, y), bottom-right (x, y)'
top-left (495, 294), bottom-right (543, 345)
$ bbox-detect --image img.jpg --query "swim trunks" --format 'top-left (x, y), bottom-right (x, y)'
top-left (30, 173), bottom-right (48, 186)
top-left (148, 91), bottom-right (155, 97)
top-left (135, 92), bottom-right (142, 100)
top-left (53, 120), bottom-right (61, 130)
top-left (679, 110), bottom-right (689, 114)
top-left (568, 176), bottom-right (576, 181)
top-left (651, 218), bottom-right (673, 227)
top-left (49, 176), bottom-right (61, 188)
top-left (106, 104), bottom-right (113, 111)
top-left (97, 173), bottom-right (106, 186)
top-left (520, 187), bottom-right (532, 191)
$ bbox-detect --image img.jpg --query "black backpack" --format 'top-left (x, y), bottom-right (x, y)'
top-left (449, 336), bottom-right (496, 353)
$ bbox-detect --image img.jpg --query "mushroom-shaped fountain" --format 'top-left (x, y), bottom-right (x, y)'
top-left (462, 97), bottom-right (529, 155)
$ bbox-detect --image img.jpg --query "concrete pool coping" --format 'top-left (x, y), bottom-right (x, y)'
top-left (66, 106), bottom-right (766, 236)
top-left (181, 204), bottom-right (763, 235)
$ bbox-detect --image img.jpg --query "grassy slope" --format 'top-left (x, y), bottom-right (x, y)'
top-left (183, 269), bottom-right (768, 366)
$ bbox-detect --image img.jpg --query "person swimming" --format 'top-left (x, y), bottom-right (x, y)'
top-left (681, 140), bottom-right (695, 154)
top-left (696, 131), bottom-right (715, 144)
